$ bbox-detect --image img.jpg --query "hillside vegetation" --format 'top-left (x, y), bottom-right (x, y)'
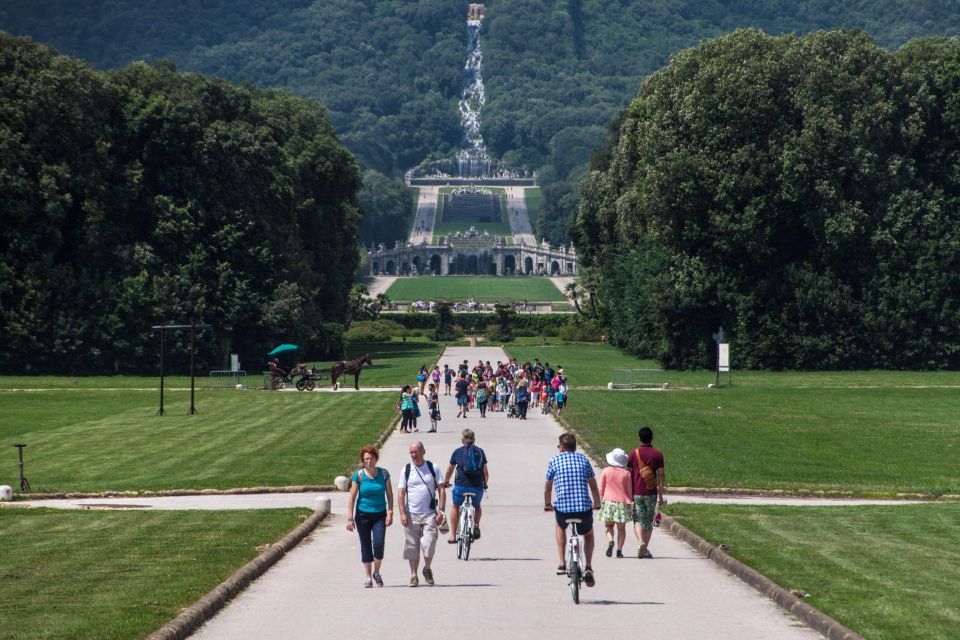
top-left (2, 1), bottom-right (959, 245)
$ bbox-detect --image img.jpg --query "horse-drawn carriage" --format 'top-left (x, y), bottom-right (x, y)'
top-left (268, 362), bottom-right (327, 391)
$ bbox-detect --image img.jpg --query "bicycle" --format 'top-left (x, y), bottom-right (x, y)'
top-left (564, 518), bottom-right (586, 604)
top-left (456, 492), bottom-right (477, 561)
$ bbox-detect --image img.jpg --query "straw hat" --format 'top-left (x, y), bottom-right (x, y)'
top-left (605, 448), bottom-right (627, 467)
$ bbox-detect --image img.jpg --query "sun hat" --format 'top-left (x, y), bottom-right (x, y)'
top-left (605, 448), bottom-right (627, 467)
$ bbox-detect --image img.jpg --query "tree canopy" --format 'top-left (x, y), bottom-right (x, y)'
top-left (0, 33), bottom-right (360, 373)
top-left (573, 29), bottom-right (960, 370)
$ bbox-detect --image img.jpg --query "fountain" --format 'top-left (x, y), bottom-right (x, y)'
top-left (457, 5), bottom-right (491, 179)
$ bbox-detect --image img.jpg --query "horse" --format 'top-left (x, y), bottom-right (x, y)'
top-left (331, 354), bottom-right (373, 390)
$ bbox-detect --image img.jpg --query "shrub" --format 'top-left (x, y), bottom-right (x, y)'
top-left (558, 320), bottom-right (603, 342)
top-left (344, 320), bottom-right (405, 343)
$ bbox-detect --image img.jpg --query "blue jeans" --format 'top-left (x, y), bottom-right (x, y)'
top-left (355, 510), bottom-right (386, 563)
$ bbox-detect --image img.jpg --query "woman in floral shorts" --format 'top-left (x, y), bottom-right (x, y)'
top-left (598, 448), bottom-right (633, 558)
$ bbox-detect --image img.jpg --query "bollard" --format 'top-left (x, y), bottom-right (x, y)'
top-left (314, 496), bottom-right (331, 517)
top-left (0, 485), bottom-right (12, 501)
top-left (334, 475), bottom-right (350, 491)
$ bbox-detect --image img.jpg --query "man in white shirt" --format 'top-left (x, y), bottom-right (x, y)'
top-left (398, 441), bottom-right (446, 587)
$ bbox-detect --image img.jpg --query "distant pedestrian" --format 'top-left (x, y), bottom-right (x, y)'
top-left (346, 446), bottom-right (394, 588)
top-left (455, 373), bottom-right (470, 418)
top-left (398, 441), bottom-right (446, 587)
top-left (417, 364), bottom-right (429, 395)
top-left (399, 385), bottom-right (415, 433)
top-left (443, 364), bottom-right (453, 395)
top-left (427, 383), bottom-right (440, 433)
top-left (599, 448), bottom-right (633, 558)
top-left (476, 381), bottom-right (489, 418)
top-left (515, 381), bottom-right (529, 419)
top-left (432, 365), bottom-right (441, 387)
top-left (627, 427), bottom-right (666, 558)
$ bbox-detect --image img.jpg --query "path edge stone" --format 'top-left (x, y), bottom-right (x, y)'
top-left (661, 515), bottom-right (865, 640)
top-left (145, 497), bottom-right (332, 640)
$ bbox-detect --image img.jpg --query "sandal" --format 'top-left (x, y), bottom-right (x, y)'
top-left (373, 572), bottom-right (383, 587)
top-left (556, 564), bottom-right (567, 575)
top-left (606, 541), bottom-right (614, 557)
top-left (448, 539), bottom-right (458, 544)
top-left (583, 568), bottom-right (596, 587)
top-left (472, 527), bottom-right (480, 540)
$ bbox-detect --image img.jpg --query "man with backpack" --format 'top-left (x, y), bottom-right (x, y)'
top-left (627, 426), bottom-right (666, 559)
top-left (443, 429), bottom-right (489, 543)
top-left (398, 441), bottom-right (446, 587)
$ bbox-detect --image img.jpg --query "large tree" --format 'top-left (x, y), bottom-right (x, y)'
top-left (573, 29), bottom-right (960, 370)
top-left (0, 34), bottom-right (360, 373)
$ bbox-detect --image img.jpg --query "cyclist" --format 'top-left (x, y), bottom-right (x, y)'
top-left (545, 433), bottom-right (600, 587)
top-left (444, 428), bottom-right (489, 543)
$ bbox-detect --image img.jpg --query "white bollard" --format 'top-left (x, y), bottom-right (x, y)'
top-left (607, 382), bottom-right (614, 390)
top-left (334, 475), bottom-right (350, 491)
top-left (0, 485), bottom-right (13, 501)
top-left (314, 496), bottom-right (331, 517)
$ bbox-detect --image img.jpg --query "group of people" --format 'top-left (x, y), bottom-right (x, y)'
top-left (545, 427), bottom-right (666, 587)
top-left (346, 429), bottom-right (489, 588)
top-left (397, 359), bottom-right (570, 431)
top-left (444, 358), bottom-right (569, 420)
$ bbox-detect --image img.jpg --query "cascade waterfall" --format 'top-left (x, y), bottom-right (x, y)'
top-left (457, 17), bottom-right (491, 178)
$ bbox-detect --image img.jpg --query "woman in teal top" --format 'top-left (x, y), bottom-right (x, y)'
top-left (346, 445), bottom-right (394, 587)
top-left (399, 384), bottom-right (416, 433)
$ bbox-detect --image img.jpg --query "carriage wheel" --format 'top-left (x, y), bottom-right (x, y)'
top-left (305, 379), bottom-right (315, 391)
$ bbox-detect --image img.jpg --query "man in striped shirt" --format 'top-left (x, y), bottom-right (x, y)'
top-left (545, 433), bottom-right (601, 586)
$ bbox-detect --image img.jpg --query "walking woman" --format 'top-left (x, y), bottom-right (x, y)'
top-left (399, 384), bottom-right (416, 432)
top-left (598, 448), bottom-right (633, 558)
top-left (476, 381), bottom-right (489, 418)
top-left (346, 445), bottom-right (394, 587)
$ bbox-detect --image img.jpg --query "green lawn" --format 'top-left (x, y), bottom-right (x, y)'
top-left (524, 187), bottom-right (543, 238)
top-left (386, 276), bottom-right (566, 303)
top-left (667, 503), bottom-right (960, 640)
top-left (0, 390), bottom-right (397, 493)
top-left (561, 386), bottom-right (959, 495)
top-left (0, 508), bottom-right (309, 640)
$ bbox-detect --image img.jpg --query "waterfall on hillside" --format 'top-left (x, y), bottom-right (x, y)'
top-left (457, 12), bottom-right (491, 179)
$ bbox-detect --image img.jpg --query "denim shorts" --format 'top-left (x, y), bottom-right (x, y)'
top-left (452, 485), bottom-right (484, 507)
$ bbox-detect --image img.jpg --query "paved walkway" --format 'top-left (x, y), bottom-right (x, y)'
top-left (185, 346), bottom-right (825, 640)
top-left (409, 186), bottom-right (438, 245)
top-left (505, 187), bottom-right (536, 245)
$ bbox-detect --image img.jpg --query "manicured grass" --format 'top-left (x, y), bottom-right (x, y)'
top-left (0, 375), bottom-right (196, 390)
top-left (506, 343), bottom-right (680, 387)
top-left (667, 503), bottom-right (960, 640)
top-left (0, 390), bottom-right (398, 493)
top-left (386, 276), bottom-right (566, 303)
top-left (524, 187), bottom-right (543, 238)
top-left (0, 508), bottom-right (309, 640)
top-left (562, 387), bottom-right (959, 495)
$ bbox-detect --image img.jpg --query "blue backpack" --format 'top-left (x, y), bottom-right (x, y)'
top-left (461, 445), bottom-right (483, 472)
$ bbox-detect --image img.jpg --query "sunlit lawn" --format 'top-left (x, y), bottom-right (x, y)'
top-left (0, 390), bottom-right (397, 493)
top-left (668, 503), bottom-right (960, 640)
top-left (386, 276), bottom-right (565, 303)
top-left (0, 508), bottom-right (310, 640)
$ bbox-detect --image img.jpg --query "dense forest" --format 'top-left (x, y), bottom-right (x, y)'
top-left (0, 34), bottom-right (361, 373)
top-left (573, 30), bottom-right (960, 370)
top-left (2, 1), bottom-right (959, 246)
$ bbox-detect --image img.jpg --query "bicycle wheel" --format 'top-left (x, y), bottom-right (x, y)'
top-left (569, 565), bottom-right (581, 604)
top-left (462, 509), bottom-right (473, 561)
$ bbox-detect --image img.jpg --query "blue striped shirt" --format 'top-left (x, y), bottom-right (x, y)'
top-left (546, 451), bottom-right (595, 512)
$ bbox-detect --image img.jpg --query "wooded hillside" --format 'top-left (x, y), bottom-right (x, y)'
top-left (3, 1), bottom-right (958, 246)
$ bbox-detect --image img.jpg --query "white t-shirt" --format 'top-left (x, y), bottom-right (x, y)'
top-left (398, 461), bottom-right (441, 515)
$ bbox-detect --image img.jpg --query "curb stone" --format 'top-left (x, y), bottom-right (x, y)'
top-left (145, 498), bottom-right (332, 640)
top-left (661, 515), bottom-right (865, 640)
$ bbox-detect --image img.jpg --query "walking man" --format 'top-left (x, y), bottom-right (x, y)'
top-left (545, 433), bottom-right (601, 587)
top-left (627, 426), bottom-right (666, 558)
top-left (398, 441), bottom-right (446, 587)
top-left (455, 373), bottom-right (470, 418)
top-left (444, 429), bottom-right (488, 543)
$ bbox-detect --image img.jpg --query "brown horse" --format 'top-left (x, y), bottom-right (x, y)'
top-left (331, 354), bottom-right (373, 390)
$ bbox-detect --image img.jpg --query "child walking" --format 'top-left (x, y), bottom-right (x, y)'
top-left (598, 448), bottom-right (633, 558)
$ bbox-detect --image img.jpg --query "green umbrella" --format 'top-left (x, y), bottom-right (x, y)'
top-left (268, 344), bottom-right (299, 357)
